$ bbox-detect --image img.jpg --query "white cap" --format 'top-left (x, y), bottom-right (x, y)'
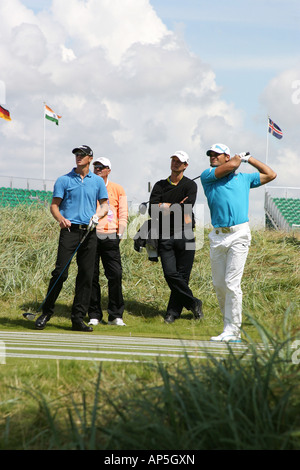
top-left (93, 157), bottom-right (111, 169)
top-left (206, 143), bottom-right (231, 157)
top-left (171, 150), bottom-right (189, 163)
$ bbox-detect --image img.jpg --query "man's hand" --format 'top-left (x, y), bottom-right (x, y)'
top-left (158, 202), bottom-right (171, 215)
top-left (158, 197), bottom-right (188, 215)
top-left (180, 196), bottom-right (188, 204)
top-left (58, 217), bottom-right (71, 229)
top-left (239, 152), bottom-right (251, 163)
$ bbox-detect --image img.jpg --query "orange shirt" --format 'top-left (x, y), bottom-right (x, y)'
top-left (96, 180), bottom-right (128, 235)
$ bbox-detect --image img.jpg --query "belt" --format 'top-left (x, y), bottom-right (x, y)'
top-left (214, 222), bottom-right (248, 234)
top-left (70, 224), bottom-right (89, 230)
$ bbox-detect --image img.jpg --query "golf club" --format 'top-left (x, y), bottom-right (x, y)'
top-left (23, 225), bottom-right (94, 321)
top-left (138, 152), bottom-right (250, 214)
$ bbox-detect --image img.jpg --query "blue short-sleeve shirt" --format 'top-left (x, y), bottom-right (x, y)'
top-left (200, 168), bottom-right (261, 227)
top-left (53, 169), bottom-right (108, 225)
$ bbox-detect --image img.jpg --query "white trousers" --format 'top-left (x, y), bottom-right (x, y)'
top-left (209, 223), bottom-right (251, 335)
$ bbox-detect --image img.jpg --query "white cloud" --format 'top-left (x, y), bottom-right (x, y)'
top-left (0, 0), bottom-right (299, 226)
top-left (0, 0), bottom-right (38, 35)
top-left (258, 64), bottom-right (300, 194)
top-left (51, 0), bottom-right (168, 65)
top-left (261, 66), bottom-right (300, 133)
top-left (11, 23), bottom-right (47, 65)
top-left (272, 148), bottom-right (299, 187)
top-left (1, 118), bottom-right (32, 142)
top-left (60, 45), bottom-right (76, 63)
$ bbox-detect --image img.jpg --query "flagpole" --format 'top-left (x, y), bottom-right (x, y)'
top-left (43, 102), bottom-right (46, 182)
top-left (263, 115), bottom-right (270, 230)
top-left (266, 115), bottom-right (269, 167)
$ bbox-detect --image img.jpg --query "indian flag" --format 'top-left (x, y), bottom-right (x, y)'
top-left (45, 104), bottom-right (61, 126)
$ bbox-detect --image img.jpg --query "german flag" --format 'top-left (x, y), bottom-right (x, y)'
top-left (0, 105), bottom-right (11, 121)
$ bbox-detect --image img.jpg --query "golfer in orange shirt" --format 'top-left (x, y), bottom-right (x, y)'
top-left (88, 157), bottom-right (128, 326)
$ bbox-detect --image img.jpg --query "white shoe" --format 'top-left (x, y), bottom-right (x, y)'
top-left (210, 332), bottom-right (241, 343)
top-left (88, 319), bottom-right (99, 326)
top-left (108, 318), bottom-right (126, 326)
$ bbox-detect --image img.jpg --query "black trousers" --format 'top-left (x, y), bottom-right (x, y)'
top-left (42, 228), bottom-right (97, 322)
top-left (88, 235), bottom-right (124, 322)
top-left (158, 234), bottom-right (196, 319)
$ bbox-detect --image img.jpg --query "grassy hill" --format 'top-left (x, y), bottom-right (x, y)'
top-left (0, 205), bottom-right (299, 450)
top-left (0, 205), bottom-right (299, 338)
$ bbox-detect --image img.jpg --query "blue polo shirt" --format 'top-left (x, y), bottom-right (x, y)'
top-left (53, 169), bottom-right (108, 225)
top-left (201, 168), bottom-right (261, 227)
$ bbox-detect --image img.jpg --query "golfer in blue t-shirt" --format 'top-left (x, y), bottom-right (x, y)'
top-left (201, 143), bottom-right (277, 342)
top-left (35, 145), bottom-right (108, 332)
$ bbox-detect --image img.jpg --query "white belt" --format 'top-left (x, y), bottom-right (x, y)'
top-left (213, 222), bottom-right (249, 234)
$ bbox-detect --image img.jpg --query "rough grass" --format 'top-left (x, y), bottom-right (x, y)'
top-left (1, 320), bottom-right (300, 450)
top-left (0, 205), bottom-right (299, 450)
top-left (0, 205), bottom-right (298, 339)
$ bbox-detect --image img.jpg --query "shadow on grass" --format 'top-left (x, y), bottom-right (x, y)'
top-left (0, 301), bottom-right (75, 331)
top-left (20, 297), bottom-right (166, 320)
top-left (19, 301), bottom-right (72, 318)
top-left (0, 315), bottom-right (73, 331)
top-left (124, 298), bottom-right (196, 321)
top-left (124, 297), bottom-right (165, 319)
top-left (1, 296), bottom-right (193, 331)
top-left (18, 296), bottom-right (196, 324)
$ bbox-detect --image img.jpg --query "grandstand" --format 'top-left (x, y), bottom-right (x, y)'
top-left (0, 175), bottom-right (54, 208)
top-left (265, 188), bottom-right (300, 232)
top-left (0, 187), bottom-right (53, 207)
top-left (0, 174), bottom-right (134, 213)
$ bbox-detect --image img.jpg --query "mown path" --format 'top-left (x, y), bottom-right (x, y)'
top-left (0, 330), bottom-right (256, 364)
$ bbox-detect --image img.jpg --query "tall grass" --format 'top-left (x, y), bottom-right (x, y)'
top-left (0, 205), bottom-right (58, 298)
top-left (0, 205), bottom-right (299, 450)
top-left (0, 314), bottom-right (299, 450)
top-left (0, 205), bottom-right (299, 338)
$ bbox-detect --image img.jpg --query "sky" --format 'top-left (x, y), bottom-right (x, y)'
top-left (0, 0), bottom-right (300, 226)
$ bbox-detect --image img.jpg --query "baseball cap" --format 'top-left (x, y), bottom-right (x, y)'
top-left (171, 150), bottom-right (189, 163)
top-left (93, 157), bottom-right (112, 169)
top-left (206, 143), bottom-right (230, 157)
top-left (72, 145), bottom-right (93, 156)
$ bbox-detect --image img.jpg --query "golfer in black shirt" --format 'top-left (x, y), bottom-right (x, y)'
top-left (149, 151), bottom-right (203, 323)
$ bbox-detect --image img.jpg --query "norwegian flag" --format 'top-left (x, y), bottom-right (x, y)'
top-left (268, 118), bottom-right (283, 139)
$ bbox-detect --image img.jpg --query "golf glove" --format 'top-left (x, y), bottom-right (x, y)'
top-left (88, 214), bottom-right (99, 231)
top-left (239, 152), bottom-right (251, 163)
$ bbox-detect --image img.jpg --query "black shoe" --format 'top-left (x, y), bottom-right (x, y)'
top-left (72, 320), bottom-right (93, 332)
top-left (164, 314), bottom-right (175, 324)
top-left (35, 313), bottom-right (51, 330)
top-left (191, 299), bottom-right (204, 320)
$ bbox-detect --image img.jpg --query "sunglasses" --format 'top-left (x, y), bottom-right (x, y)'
top-left (94, 165), bottom-right (109, 170)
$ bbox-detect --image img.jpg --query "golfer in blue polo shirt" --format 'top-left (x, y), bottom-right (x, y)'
top-left (201, 143), bottom-right (276, 342)
top-left (35, 145), bottom-right (108, 332)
